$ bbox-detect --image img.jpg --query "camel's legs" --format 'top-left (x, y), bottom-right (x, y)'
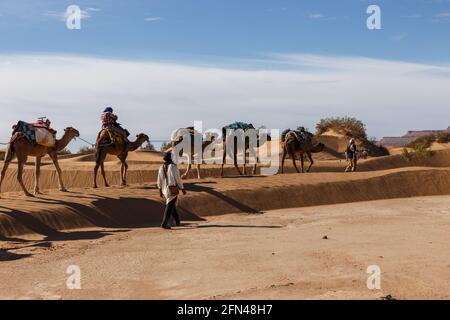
top-left (93, 165), bottom-right (99, 188)
top-left (93, 159), bottom-right (99, 188)
top-left (34, 157), bottom-right (43, 195)
top-left (196, 164), bottom-right (201, 179)
top-left (306, 152), bottom-right (314, 172)
top-left (291, 152), bottom-right (300, 173)
top-left (94, 150), bottom-right (106, 188)
top-left (100, 161), bottom-right (109, 187)
top-left (123, 161), bottom-right (129, 185)
top-left (119, 161), bottom-right (125, 186)
top-left (299, 153), bottom-right (305, 173)
top-left (17, 154), bottom-right (32, 197)
top-left (281, 148), bottom-right (287, 174)
top-left (220, 146), bottom-right (227, 177)
top-left (242, 147), bottom-right (247, 176)
top-left (234, 144), bottom-right (243, 176)
top-left (50, 153), bottom-right (67, 192)
top-left (0, 146), bottom-right (15, 197)
top-left (119, 155), bottom-right (128, 186)
top-left (182, 164), bottom-right (191, 179)
top-left (234, 155), bottom-right (243, 176)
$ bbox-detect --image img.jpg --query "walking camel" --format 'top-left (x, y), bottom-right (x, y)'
top-left (94, 131), bottom-right (149, 188)
top-left (0, 127), bottom-right (80, 197)
top-left (170, 128), bottom-right (215, 179)
top-left (220, 127), bottom-right (272, 177)
top-left (281, 131), bottom-right (325, 173)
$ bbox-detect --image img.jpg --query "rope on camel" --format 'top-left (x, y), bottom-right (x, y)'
top-left (74, 136), bottom-right (96, 147)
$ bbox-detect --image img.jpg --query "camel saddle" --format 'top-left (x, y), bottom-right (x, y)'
top-left (96, 128), bottom-right (125, 147)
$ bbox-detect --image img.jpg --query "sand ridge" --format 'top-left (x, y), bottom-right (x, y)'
top-left (1, 166), bottom-right (449, 237)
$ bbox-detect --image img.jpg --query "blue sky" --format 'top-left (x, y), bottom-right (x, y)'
top-left (0, 0), bottom-right (449, 150)
top-left (1, 0), bottom-right (450, 62)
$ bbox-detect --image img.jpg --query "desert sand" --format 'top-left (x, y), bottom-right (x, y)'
top-left (0, 196), bottom-right (449, 300)
top-left (0, 140), bottom-right (449, 300)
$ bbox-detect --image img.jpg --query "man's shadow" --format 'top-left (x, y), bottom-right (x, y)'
top-left (183, 181), bottom-right (261, 214)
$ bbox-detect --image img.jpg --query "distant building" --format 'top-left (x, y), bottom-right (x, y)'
top-left (380, 126), bottom-right (450, 147)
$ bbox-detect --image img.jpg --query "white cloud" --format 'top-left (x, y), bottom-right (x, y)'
top-left (308, 13), bottom-right (324, 19)
top-left (435, 12), bottom-right (450, 18)
top-left (86, 7), bottom-right (101, 12)
top-left (307, 13), bottom-right (348, 21)
top-left (144, 16), bottom-right (162, 22)
top-left (391, 32), bottom-right (408, 41)
top-left (404, 14), bottom-right (422, 18)
top-left (0, 54), bottom-right (449, 151)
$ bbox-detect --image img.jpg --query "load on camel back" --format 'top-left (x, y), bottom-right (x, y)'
top-left (281, 127), bottom-right (314, 148)
top-left (10, 117), bottom-right (57, 148)
top-left (222, 122), bottom-right (255, 140)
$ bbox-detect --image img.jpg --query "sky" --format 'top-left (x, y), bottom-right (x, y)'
top-left (0, 0), bottom-right (449, 150)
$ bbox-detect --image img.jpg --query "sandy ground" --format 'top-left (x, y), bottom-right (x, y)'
top-left (1, 142), bottom-right (449, 300)
top-left (0, 195), bottom-right (449, 300)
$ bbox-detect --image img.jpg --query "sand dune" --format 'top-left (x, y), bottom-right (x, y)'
top-left (1, 166), bottom-right (449, 237)
top-left (1, 148), bottom-right (449, 193)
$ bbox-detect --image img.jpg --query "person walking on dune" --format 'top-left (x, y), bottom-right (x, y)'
top-left (345, 138), bottom-right (358, 172)
top-left (157, 152), bottom-right (187, 229)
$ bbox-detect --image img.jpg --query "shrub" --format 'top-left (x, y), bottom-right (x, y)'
top-left (78, 146), bottom-right (96, 155)
top-left (140, 141), bottom-right (156, 151)
top-left (316, 117), bottom-right (367, 140)
top-left (402, 142), bottom-right (434, 162)
top-left (407, 134), bottom-right (435, 149)
top-left (58, 148), bottom-right (72, 155)
top-left (436, 132), bottom-right (450, 144)
top-left (160, 142), bottom-right (171, 152)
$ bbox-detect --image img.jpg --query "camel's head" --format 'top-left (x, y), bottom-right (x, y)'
top-left (64, 127), bottom-right (80, 138)
top-left (136, 133), bottom-right (150, 144)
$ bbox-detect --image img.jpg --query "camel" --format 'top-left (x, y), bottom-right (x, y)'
top-left (0, 127), bottom-right (80, 197)
top-left (281, 131), bottom-right (325, 173)
top-left (93, 131), bottom-right (149, 188)
top-left (170, 128), bottom-right (215, 179)
top-left (220, 128), bottom-right (272, 177)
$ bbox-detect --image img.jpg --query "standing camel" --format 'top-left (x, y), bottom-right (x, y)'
top-left (170, 128), bottom-right (215, 179)
top-left (0, 127), bottom-right (80, 197)
top-left (220, 127), bottom-right (272, 177)
top-left (93, 132), bottom-right (149, 188)
top-left (281, 131), bottom-right (325, 174)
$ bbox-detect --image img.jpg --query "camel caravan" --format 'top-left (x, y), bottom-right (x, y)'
top-left (0, 107), bottom-right (332, 198)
